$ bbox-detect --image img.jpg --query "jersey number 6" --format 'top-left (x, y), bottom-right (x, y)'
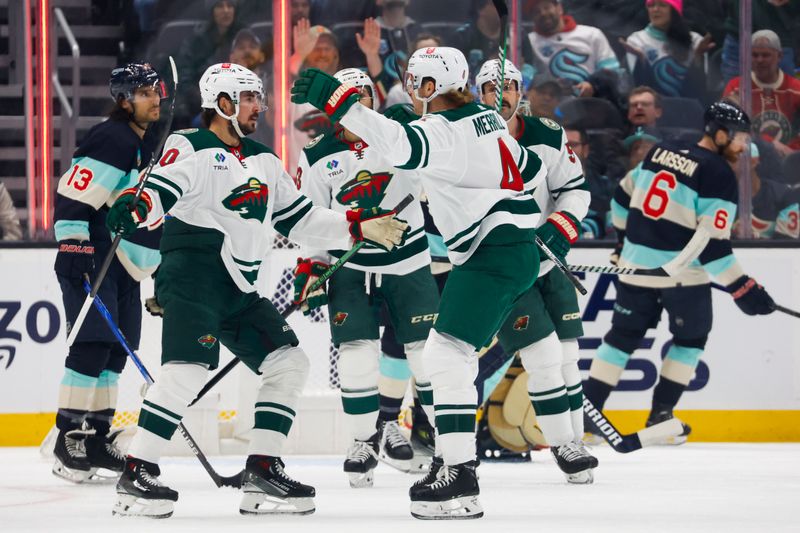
top-left (642, 170), bottom-right (676, 219)
top-left (498, 138), bottom-right (523, 192)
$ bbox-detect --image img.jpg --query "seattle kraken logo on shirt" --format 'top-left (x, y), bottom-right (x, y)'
top-left (549, 49), bottom-right (590, 83)
top-left (335, 170), bottom-right (393, 210)
top-left (222, 177), bottom-right (269, 222)
top-left (652, 57), bottom-right (688, 97)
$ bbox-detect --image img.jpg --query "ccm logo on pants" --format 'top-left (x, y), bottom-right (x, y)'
top-left (411, 313), bottom-right (439, 324)
top-left (562, 312), bottom-right (581, 321)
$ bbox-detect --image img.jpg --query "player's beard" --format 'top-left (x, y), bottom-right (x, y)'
top-left (722, 144), bottom-right (743, 164)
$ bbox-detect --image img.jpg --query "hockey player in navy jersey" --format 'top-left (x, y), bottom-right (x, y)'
top-left (52, 63), bottom-right (165, 483)
top-left (584, 100), bottom-right (776, 443)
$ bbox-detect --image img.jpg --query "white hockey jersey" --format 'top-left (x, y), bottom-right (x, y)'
top-left (340, 102), bottom-right (547, 266)
top-left (527, 22), bottom-right (621, 84)
top-left (514, 114), bottom-right (590, 276)
top-left (141, 128), bottom-right (352, 293)
top-left (297, 130), bottom-right (430, 275)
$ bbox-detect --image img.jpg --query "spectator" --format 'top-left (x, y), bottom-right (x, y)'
top-left (564, 126), bottom-right (616, 238)
top-left (622, 0), bottom-right (714, 99)
top-left (742, 143), bottom-right (800, 239)
top-left (0, 181), bottom-right (22, 241)
top-left (310, 0), bottom-right (378, 28)
top-left (528, 79), bottom-right (564, 120)
top-left (720, 0), bottom-right (799, 84)
top-left (723, 30), bottom-right (800, 156)
top-left (175, 0), bottom-right (243, 128)
top-left (376, 0), bottom-right (421, 61)
top-left (623, 126), bottom-right (661, 169)
top-left (230, 28), bottom-right (268, 76)
top-left (292, 0), bottom-right (312, 24)
top-left (557, 0), bottom-right (649, 42)
top-left (290, 22), bottom-right (340, 76)
top-left (627, 85), bottom-right (664, 132)
top-left (526, 0), bottom-right (622, 98)
top-left (453, 0), bottom-right (504, 76)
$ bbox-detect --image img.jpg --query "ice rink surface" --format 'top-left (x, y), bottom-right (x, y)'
top-left (1, 443), bottom-right (798, 533)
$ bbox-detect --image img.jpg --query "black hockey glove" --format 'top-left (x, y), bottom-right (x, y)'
top-left (145, 296), bottom-right (164, 317)
top-left (54, 239), bottom-right (95, 280)
top-left (610, 230), bottom-right (625, 265)
top-left (727, 275), bottom-right (775, 316)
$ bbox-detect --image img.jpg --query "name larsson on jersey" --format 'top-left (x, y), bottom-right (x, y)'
top-left (473, 112), bottom-right (505, 137)
top-left (650, 147), bottom-right (699, 177)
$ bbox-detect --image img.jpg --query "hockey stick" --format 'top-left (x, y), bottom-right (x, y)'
top-left (582, 397), bottom-right (685, 453)
top-left (82, 278), bottom-right (245, 489)
top-left (491, 0), bottom-right (509, 113)
top-left (709, 283), bottom-right (800, 318)
top-left (568, 226), bottom-right (712, 279)
top-left (67, 56), bottom-right (179, 347)
top-left (537, 236), bottom-right (588, 295)
top-left (188, 194), bottom-right (416, 407)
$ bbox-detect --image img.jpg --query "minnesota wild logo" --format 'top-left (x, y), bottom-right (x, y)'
top-left (512, 315), bottom-right (530, 331)
top-left (335, 170), bottom-right (392, 210)
top-left (222, 178), bottom-right (269, 222)
top-left (332, 312), bottom-right (348, 326)
top-left (198, 334), bottom-right (217, 349)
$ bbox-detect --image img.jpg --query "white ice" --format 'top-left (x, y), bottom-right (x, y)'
top-left (1, 444), bottom-right (799, 533)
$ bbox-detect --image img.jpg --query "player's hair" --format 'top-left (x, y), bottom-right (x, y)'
top-left (629, 85), bottom-right (662, 108)
top-left (108, 97), bottom-right (131, 122)
top-left (201, 92), bottom-right (233, 127)
top-left (439, 88), bottom-right (474, 107)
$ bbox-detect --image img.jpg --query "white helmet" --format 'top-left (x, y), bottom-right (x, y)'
top-left (475, 59), bottom-right (523, 94)
top-left (405, 47), bottom-right (468, 113)
top-left (334, 68), bottom-right (379, 111)
top-left (199, 62), bottom-right (265, 137)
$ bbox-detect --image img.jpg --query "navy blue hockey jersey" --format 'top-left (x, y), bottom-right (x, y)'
top-left (54, 119), bottom-right (162, 281)
top-left (610, 140), bottom-right (745, 288)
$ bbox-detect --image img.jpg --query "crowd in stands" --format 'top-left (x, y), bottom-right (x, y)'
top-left (76, 0), bottom-right (800, 241)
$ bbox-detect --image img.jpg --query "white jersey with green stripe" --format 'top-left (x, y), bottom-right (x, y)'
top-left (141, 128), bottom-right (352, 293)
top-left (515, 114), bottom-right (590, 276)
top-left (297, 130), bottom-right (430, 275)
top-left (339, 102), bottom-right (547, 266)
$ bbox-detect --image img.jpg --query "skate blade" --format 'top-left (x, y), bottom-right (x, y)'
top-left (112, 494), bottom-right (174, 518)
top-left (83, 467), bottom-right (122, 485)
top-left (52, 460), bottom-right (93, 484)
top-left (239, 492), bottom-right (315, 515)
top-left (378, 451), bottom-right (411, 473)
top-left (566, 469), bottom-right (594, 484)
top-left (410, 496), bottom-right (483, 520)
top-left (346, 470), bottom-right (375, 488)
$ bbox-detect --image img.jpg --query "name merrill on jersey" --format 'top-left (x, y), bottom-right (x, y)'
top-left (649, 147), bottom-right (699, 177)
top-left (472, 112), bottom-right (505, 137)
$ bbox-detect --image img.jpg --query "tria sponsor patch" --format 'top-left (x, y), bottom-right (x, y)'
top-left (513, 315), bottom-right (529, 331)
top-left (197, 334), bottom-right (217, 349)
top-left (332, 312), bottom-right (348, 326)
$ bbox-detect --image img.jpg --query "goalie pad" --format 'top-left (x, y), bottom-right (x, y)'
top-left (485, 359), bottom-right (547, 452)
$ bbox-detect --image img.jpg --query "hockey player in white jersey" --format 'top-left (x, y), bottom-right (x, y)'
top-left (292, 47), bottom-right (549, 520)
top-left (476, 58), bottom-right (597, 483)
top-left (104, 63), bottom-right (408, 518)
top-left (294, 67), bottom-right (439, 486)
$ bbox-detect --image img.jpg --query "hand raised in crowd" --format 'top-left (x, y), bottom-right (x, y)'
top-left (619, 37), bottom-right (646, 60)
top-left (695, 33), bottom-right (715, 56)
top-left (293, 18), bottom-right (319, 62)
top-left (357, 17), bottom-right (383, 78)
top-left (574, 81), bottom-right (594, 98)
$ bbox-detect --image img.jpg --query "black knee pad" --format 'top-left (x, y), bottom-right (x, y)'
top-left (65, 342), bottom-right (113, 377)
top-left (604, 326), bottom-right (648, 355)
top-left (672, 336), bottom-right (708, 350)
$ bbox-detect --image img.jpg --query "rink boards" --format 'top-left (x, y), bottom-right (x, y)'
top-left (0, 245), bottom-right (798, 446)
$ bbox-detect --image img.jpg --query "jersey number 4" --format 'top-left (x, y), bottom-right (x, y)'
top-left (498, 139), bottom-right (523, 192)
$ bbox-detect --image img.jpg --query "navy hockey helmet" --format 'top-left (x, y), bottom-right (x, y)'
top-left (109, 62), bottom-right (166, 102)
top-left (703, 100), bottom-right (751, 138)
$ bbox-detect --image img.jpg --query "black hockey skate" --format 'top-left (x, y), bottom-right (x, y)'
top-left (409, 419), bottom-right (436, 473)
top-left (240, 455), bottom-right (315, 515)
top-left (410, 460), bottom-right (483, 520)
top-left (646, 406), bottom-right (691, 445)
top-left (409, 455), bottom-right (443, 499)
top-left (113, 457), bottom-right (178, 518)
top-left (85, 429), bottom-right (126, 478)
top-left (343, 435), bottom-right (379, 488)
top-left (378, 420), bottom-right (413, 472)
top-left (551, 441), bottom-right (599, 484)
top-left (52, 428), bottom-right (93, 483)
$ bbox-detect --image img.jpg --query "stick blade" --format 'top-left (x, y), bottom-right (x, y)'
top-left (636, 418), bottom-right (685, 448)
top-left (491, 0), bottom-right (509, 18)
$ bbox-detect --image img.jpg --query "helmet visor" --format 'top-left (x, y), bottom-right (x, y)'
top-left (239, 90), bottom-right (267, 112)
